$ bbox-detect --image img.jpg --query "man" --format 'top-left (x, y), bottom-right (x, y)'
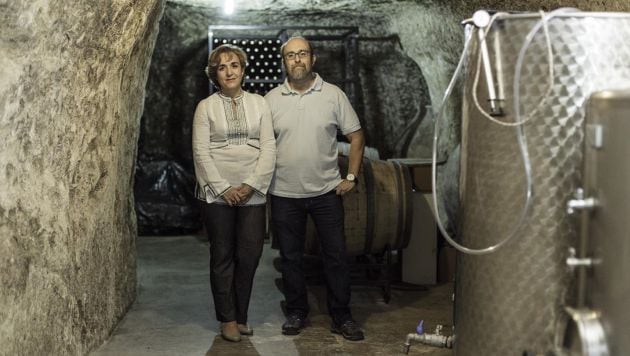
top-left (265, 36), bottom-right (365, 341)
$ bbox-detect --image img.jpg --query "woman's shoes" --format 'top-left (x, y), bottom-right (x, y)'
top-left (220, 321), bottom-right (253, 341)
top-left (238, 323), bottom-right (254, 335)
top-left (221, 321), bottom-right (241, 342)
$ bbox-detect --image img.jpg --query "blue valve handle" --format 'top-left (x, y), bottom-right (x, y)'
top-left (416, 320), bottom-right (424, 334)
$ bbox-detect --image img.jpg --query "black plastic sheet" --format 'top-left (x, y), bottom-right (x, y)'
top-left (134, 156), bottom-right (201, 235)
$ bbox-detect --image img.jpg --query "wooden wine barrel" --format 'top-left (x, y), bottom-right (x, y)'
top-left (303, 156), bottom-right (414, 256)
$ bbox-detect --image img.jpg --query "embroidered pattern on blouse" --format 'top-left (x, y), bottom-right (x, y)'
top-left (220, 93), bottom-right (248, 145)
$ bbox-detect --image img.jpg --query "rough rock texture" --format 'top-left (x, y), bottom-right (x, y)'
top-left (0, 1), bottom-right (164, 355)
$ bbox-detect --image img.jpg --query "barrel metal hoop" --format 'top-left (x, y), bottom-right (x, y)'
top-left (392, 161), bottom-right (406, 248)
top-left (399, 162), bottom-right (414, 249)
top-left (362, 158), bottom-right (376, 255)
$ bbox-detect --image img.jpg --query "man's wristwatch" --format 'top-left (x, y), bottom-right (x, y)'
top-left (346, 173), bottom-right (356, 183)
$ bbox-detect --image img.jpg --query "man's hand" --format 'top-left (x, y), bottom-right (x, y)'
top-left (335, 179), bottom-right (356, 196)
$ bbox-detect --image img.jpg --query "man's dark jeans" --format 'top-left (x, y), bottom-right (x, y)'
top-left (202, 202), bottom-right (265, 324)
top-left (271, 191), bottom-right (352, 324)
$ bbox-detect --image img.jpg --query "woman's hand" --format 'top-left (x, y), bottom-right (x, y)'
top-left (222, 185), bottom-right (255, 206)
top-left (222, 187), bottom-right (242, 206)
top-left (235, 184), bottom-right (255, 204)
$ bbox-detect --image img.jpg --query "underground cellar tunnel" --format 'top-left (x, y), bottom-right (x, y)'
top-left (3, 0), bottom-right (630, 355)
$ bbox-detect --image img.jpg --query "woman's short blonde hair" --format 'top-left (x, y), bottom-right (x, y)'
top-left (205, 44), bottom-right (248, 87)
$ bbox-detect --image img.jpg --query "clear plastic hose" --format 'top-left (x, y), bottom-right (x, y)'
top-left (431, 9), bottom-right (578, 255)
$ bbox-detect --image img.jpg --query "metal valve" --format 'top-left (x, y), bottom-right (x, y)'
top-left (567, 188), bottom-right (598, 214)
top-left (566, 247), bottom-right (600, 271)
top-left (435, 324), bottom-right (443, 336)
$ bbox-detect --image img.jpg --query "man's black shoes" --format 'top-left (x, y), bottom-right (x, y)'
top-left (282, 315), bottom-right (364, 341)
top-left (331, 319), bottom-right (365, 341)
top-left (282, 314), bottom-right (306, 335)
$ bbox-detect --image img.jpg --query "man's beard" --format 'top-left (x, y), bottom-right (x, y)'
top-left (288, 65), bottom-right (309, 81)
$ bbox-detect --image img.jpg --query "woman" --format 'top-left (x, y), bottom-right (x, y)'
top-left (192, 44), bottom-right (276, 342)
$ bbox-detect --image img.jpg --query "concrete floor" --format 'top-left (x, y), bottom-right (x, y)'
top-left (91, 235), bottom-right (453, 356)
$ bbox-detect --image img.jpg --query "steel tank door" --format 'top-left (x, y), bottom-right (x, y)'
top-left (563, 90), bottom-right (630, 356)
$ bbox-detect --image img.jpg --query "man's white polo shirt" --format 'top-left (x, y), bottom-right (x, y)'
top-left (265, 74), bottom-right (361, 198)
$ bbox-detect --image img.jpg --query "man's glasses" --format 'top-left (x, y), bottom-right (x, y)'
top-left (284, 50), bottom-right (310, 60)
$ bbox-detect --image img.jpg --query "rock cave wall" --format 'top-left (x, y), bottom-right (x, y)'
top-left (0, 1), bottom-right (164, 354)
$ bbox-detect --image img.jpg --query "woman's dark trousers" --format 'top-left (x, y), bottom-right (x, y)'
top-left (202, 203), bottom-right (265, 324)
